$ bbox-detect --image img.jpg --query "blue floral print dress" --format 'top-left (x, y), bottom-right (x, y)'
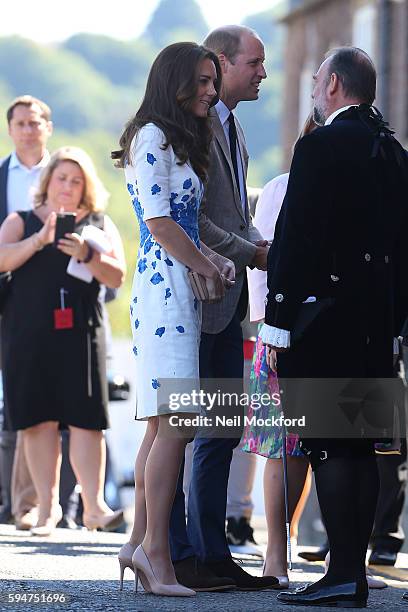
top-left (124, 123), bottom-right (204, 419)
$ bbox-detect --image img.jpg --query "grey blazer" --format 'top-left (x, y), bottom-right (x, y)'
top-left (199, 108), bottom-right (262, 334)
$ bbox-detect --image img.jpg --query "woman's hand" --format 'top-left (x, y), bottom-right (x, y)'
top-left (210, 252), bottom-right (235, 282)
top-left (37, 211), bottom-right (57, 246)
top-left (207, 254), bottom-right (235, 291)
top-left (57, 233), bottom-right (89, 261)
top-left (205, 265), bottom-right (226, 303)
top-left (202, 246), bottom-right (236, 283)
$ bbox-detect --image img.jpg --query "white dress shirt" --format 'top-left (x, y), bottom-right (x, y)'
top-left (324, 105), bottom-right (357, 126)
top-left (6, 150), bottom-right (50, 213)
top-left (214, 100), bottom-right (246, 212)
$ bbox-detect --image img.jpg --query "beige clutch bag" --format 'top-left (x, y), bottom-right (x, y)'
top-left (188, 271), bottom-right (210, 301)
top-left (188, 271), bottom-right (232, 303)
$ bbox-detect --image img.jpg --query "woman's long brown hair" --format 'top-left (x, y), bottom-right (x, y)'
top-left (112, 42), bottom-right (222, 182)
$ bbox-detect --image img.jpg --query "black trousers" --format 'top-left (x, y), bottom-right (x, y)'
top-left (371, 438), bottom-right (407, 553)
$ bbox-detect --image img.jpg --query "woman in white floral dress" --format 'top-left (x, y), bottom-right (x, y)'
top-left (125, 124), bottom-right (205, 417)
top-left (113, 43), bottom-right (234, 596)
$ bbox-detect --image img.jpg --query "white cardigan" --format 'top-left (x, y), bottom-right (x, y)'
top-left (247, 173), bottom-right (289, 322)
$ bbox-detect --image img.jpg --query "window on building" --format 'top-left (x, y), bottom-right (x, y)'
top-left (352, 3), bottom-right (377, 61)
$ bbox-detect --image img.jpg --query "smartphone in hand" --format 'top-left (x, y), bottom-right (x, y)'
top-left (54, 212), bottom-right (76, 246)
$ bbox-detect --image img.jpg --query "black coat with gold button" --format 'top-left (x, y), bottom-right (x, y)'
top-left (265, 107), bottom-right (408, 381)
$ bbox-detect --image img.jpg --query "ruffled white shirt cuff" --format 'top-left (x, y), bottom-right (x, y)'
top-left (259, 323), bottom-right (291, 348)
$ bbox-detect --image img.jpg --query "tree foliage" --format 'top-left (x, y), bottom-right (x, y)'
top-left (63, 34), bottom-right (155, 88)
top-left (145, 0), bottom-right (208, 47)
top-left (0, 36), bottom-right (136, 133)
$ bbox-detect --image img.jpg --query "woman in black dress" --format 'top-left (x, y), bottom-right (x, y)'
top-left (0, 146), bottom-right (126, 535)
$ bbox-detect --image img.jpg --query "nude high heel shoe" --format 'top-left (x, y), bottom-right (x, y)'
top-left (132, 544), bottom-right (196, 597)
top-left (118, 542), bottom-right (151, 592)
top-left (118, 542), bottom-right (137, 591)
top-left (83, 509), bottom-right (124, 532)
top-left (118, 542), bottom-right (156, 593)
top-left (31, 505), bottom-right (63, 537)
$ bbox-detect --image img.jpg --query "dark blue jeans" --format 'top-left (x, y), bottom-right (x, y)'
top-left (169, 313), bottom-right (243, 562)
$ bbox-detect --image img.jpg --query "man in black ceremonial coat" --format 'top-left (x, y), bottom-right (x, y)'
top-left (260, 47), bottom-right (408, 607)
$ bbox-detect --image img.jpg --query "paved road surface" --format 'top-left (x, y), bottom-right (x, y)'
top-left (1, 523), bottom-right (407, 611)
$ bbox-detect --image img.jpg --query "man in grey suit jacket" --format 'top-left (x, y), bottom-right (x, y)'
top-left (200, 104), bottom-right (265, 332)
top-left (170, 26), bottom-right (278, 591)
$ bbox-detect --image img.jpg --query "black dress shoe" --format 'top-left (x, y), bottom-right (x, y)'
top-left (298, 542), bottom-right (330, 562)
top-left (277, 581), bottom-right (368, 608)
top-left (174, 556), bottom-right (236, 591)
top-left (402, 592), bottom-right (408, 601)
top-left (368, 549), bottom-right (398, 566)
top-left (206, 557), bottom-right (280, 591)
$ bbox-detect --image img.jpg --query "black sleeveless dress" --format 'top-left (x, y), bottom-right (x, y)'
top-left (2, 210), bottom-right (108, 431)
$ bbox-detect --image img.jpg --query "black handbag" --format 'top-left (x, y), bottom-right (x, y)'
top-left (0, 271), bottom-right (12, 314)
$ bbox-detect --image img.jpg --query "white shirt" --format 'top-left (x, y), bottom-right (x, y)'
top-left (248, 173), bottom-right (289, 322)
top-left (215, 100), bottom-right (246, 212)
top-left (325, 105), bottom-right (357, 126)
top-left (6, 150), bottom-right (50, 213)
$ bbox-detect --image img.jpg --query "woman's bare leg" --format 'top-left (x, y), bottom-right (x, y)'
top-left (128, 417), bottom-right (159, 546)
top-left (263, 456), bottom-right (309, 576)
top-left (141, 414), bottom-right (190, 584)
top-left (23, 421), bottom-right (61, 525)
top-left (68, 426), bottom-right (110, 515)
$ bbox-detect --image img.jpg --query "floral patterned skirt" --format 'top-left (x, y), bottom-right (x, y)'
top-left (242, 332), bottom-right (303, 459)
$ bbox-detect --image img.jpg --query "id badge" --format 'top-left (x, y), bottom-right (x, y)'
top-left (54, 307), bottom-right (73, 329)
top-left (54, 287), bottom-right (73, 329)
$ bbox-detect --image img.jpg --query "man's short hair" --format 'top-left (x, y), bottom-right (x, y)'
top-left (203, 25), bottom-right (258, 63)
top-left (7, 95), bottom-right (51, 124)
top-left (325, 46), bottom-right (376, 105)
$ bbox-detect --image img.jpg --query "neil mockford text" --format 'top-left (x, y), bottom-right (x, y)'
top-left (168, 414), bottom-right (306, 428)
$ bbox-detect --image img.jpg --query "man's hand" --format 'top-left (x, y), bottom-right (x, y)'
top-left (251, 244), bottom-right (269, 271)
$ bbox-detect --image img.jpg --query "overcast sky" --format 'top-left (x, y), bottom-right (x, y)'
top-left (2, 0), bottom-right (280, 42)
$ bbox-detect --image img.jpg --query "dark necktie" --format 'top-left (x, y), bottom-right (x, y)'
top-left (227, 112), bottom-right (241, 196)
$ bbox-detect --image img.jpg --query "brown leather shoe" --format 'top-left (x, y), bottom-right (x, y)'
top-left (15, 507), bottom-right (38, 530)
top-left (174, 556), bottom-right (236, 591)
